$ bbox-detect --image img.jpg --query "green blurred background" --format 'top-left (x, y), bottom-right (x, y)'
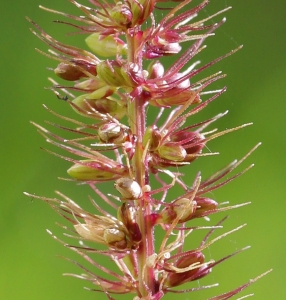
top-left (1, 0), bottom-right (285, 299)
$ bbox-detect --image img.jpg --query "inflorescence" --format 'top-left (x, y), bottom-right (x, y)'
top-left (25, 1), bottom-right (271, 299)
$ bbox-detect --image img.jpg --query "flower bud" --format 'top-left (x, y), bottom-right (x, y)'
top-left (176, 252), bottom-right (205, 269)
top-left (165, 252), bottom-right (206, 287)
top-left (159, 198), bottom-right (196, 224)
top-left (110, 3), bottom-right (133, 27)
top-left (114, 178), bottom-right (142, 200)
top-left (147, 71), bottom-right (202, 107)
top-left (74, 223), bottom-right (104, 243)
top-left (171, 131), bottom-right (205, 163)
top-left (97, 60), bottom-right (127, 87)
top-left (158, 142), bottom-right (187, 162)
top-left (72, 87), bottom-right (126, 120)
top-left (147, 61), bottom-right (164, 80)
top-left (193, 197), bottom-right (218, 218)
top-left (150, 90), bottom-right (200, 107)
top-left (67, 160), bottom-right (128, 181)
top-left (144, 42), bottom-right (182, 59)
top-left (74, 77), bottom-right (106, 91)
top-left (85, 33), bottom-right (127, 57)
top-left (120, 62), bottom-right (144, 87)
top-left (118, 203), bottom-right (142, 243)
top-left (173, 198), bottom-right (196, 222)
top-left (130, 0), bottom-right (155, 26)
top-left (103, 228), bottom-right (128, 249)
top-left (98, 122), bottom-right (126, 144)
top-left (72, 85), bottom-right (114, 103)
top-left (160, 30), bottom-right (181, 43)
top-left (74, 223), bottom-right (128, 249)
top-left (142, 126), bottom-right (162, 151)
top-left (54, 62), bottom-right (86, 81)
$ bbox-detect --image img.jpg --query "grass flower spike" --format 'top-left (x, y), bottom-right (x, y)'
top-left (26, 0), bottom-right (272, 299)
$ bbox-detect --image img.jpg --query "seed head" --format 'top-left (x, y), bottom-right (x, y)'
top-left (27, 1), bottom-right (270, 299)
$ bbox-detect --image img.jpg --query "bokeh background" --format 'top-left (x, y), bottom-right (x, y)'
top-left (1, 0), bottom-right (285, 299)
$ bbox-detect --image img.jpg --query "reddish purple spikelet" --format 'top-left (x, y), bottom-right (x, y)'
top-left (26, 0), bottom-right (271, 299)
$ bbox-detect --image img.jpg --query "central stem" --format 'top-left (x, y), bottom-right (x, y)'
top-left (126, 33), bottom-right (156, 298)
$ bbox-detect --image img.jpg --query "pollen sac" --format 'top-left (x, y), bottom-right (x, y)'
top-left (85, 33), bottom-right (127, 57)
top-left (67, 160), bottom-right (128, 181)
top-left (98, 122), bottom-right (127, 144)
top-left (118, 203), bottom-right (142, 243)
top-left (193, 197), bottom-right (218, 218)
top-left (158, 142), bottom-right (187, 162)
top-left (114, 178), bottom-right (142, 200)
top-left (165, 252), bottom-right (209, 287)
top-left (159, 198), bottom-right (197, 224)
